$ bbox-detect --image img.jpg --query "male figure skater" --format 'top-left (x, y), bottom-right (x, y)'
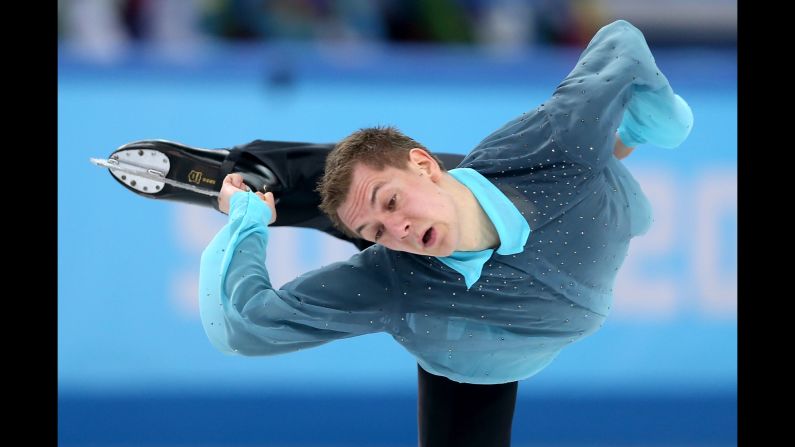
top-left (98, 19), bottom-right (691, 446)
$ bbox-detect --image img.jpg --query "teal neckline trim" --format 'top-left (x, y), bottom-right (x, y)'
top-left (435, 168), bottom-right (531, 289)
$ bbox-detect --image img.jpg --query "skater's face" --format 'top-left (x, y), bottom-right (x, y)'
top-left (338, 149), bottom-right (461, 256)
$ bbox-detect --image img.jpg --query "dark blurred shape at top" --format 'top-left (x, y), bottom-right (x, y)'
top-left (57, 0), bottom-right (736, 65)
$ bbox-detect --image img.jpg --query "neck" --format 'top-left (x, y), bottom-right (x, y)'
top-left (443, 173), bottom-right (500, 252)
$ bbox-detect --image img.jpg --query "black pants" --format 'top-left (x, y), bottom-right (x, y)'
top-left (418, 365), bottom-right (518, 447)
top-left (231, 140), bottom-right (519, 446)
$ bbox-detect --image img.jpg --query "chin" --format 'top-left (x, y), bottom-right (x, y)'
top-left (436, 245), bottom-right (455, 257)
top-left (438, 233), bottom-right (457, 257)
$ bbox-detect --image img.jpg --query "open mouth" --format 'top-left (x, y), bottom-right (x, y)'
top-left (422, 227), bottom-right (434, 247)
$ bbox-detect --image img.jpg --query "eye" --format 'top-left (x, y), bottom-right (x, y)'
top-left (387, 194), bottom-right (396, 211)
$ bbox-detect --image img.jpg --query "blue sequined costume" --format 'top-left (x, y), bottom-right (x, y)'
top-left (198, 20), bottom-right (693, 384)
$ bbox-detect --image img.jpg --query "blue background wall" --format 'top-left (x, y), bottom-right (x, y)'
top-left (58, 42), bottom-right (736, 446)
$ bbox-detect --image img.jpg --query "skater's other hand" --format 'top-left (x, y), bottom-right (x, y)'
top-left (613, 133), bottom-right (635, 160)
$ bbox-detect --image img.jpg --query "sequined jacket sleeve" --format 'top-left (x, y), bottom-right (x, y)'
top-left (198, 191), bottom-right (395, 356)
top-left (545, 20), bottom-right (693, 170)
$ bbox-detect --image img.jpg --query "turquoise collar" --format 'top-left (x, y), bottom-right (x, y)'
top-left (435, 168), bottom-right (531, 288)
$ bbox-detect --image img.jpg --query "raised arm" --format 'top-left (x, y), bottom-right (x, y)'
top-left (544, 20), bottom-right (693, 170)
top-left (199, 187), bottom-right (397, 356)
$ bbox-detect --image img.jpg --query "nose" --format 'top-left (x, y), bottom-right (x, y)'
top-left (385, 214), bottom-right (411, 240)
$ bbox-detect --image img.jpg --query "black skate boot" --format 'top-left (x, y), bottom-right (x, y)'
top-left (92, 139), bottom-right (282, 212)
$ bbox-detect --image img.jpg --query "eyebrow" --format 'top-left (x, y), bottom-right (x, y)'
top-left (354, 182), bottom-right (386, 237)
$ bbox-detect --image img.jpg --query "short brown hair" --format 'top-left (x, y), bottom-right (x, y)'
top-left (317, 126), bottom-right (446, 238)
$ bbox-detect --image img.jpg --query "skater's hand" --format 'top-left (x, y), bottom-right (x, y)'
top-left (218, 173), bottom-right (249, 214)
top-left (218, 174), bottom-right (277, 224)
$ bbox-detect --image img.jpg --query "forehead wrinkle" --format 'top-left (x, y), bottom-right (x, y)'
top-left (342, 171), bottom-right (382, 235)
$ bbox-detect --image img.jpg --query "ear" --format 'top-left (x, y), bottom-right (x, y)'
top-left (408, 148), bottom-right (440, 178)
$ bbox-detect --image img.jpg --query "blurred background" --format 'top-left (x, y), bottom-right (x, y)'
top-left (58, 0), bottom-right (737, 446)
